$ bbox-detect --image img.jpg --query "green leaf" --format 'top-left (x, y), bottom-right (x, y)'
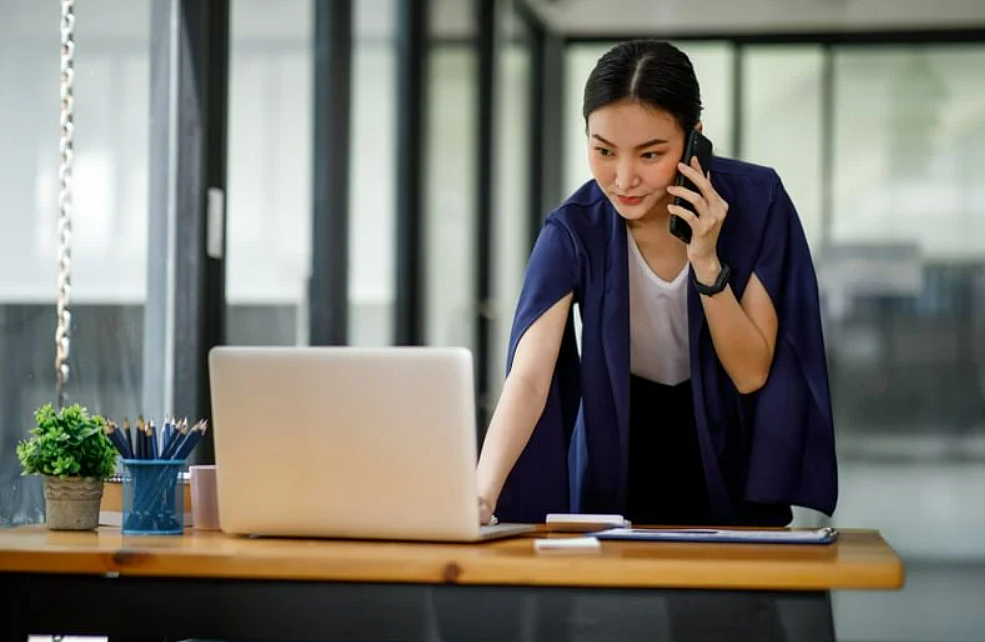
top-left (16, 403), bottom-right (118, 480)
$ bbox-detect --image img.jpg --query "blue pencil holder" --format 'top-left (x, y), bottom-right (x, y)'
top-left (121, 459), bottom-right (184, 535)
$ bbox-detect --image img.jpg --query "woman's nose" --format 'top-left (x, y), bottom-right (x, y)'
top-left (614, 161), bottom-right (640, 191)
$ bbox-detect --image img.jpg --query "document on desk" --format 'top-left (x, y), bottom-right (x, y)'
top-left (545, 513), bottom-right (630, 532)
top-left (591, 527), bottom-right (838, 545)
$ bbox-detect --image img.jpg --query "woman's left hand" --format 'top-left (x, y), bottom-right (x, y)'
top-left (666, 156), bottom-right (729, 284)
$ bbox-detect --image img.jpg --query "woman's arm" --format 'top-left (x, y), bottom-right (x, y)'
top-left (476, 292), bottom-right (574, 518)
top-left (668, 157), bottom-right (779, 394)
top-left (691, 258), bottom-right (778, 394)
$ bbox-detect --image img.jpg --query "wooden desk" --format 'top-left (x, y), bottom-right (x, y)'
top-left (0, 526), bottom-right (903, 642)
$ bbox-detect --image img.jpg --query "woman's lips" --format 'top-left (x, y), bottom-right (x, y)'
top-left (616, 194), bottom-right (644, 206)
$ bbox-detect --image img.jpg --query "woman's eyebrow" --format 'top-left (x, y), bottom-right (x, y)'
top-left (591, 134), bottom-right (669, 149)
top-left (635, 138), bottom-right (670, 149)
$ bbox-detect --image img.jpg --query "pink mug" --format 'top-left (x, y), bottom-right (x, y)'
top-left (189, 465), bottom-right (220, 530)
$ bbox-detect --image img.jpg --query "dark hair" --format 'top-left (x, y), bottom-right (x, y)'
top-left (583, 40), bottom-right (702, 134)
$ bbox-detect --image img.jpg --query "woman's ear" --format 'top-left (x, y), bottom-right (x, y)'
top-left (694, 121), bottom-right (704, 133)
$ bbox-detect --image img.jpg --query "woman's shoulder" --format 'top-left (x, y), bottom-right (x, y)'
top-left (709, 156), bottom-right (782, 194)
top-left (712, 157), bottom-right (810, 288)
top-left (709, 156), bottom-right (792, 232)
top-left (526, 181), bottom-right (612, 276)
top-left (544, 180), bottom-right (611, 234)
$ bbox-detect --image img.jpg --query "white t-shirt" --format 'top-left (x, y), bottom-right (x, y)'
top-left (628, 233), bottom-right (691, 386)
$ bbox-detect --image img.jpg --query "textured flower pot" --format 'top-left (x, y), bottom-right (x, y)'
top-left (43, 476), bottom-right (104, 531)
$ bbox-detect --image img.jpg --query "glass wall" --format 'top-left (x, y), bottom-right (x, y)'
top-left (424, 29), bottom-right (477, 352)
top-left (423, 2), bottom-right (537, 417)
top-left (826, 45), bottom-right (985, 642)
top-left (226, 0), bottom-right (397, 348)
top-left (741, 46), bottom-right (825, 248)
top-left (490, 4), bottom-right (533, 401)
top-left (0, 0), bottom-right (152, 525)
top-left (349, 0), bottom-right (397, 346)
top-left (227, 0), bottom-right (313, 346)
top-left (824, 44), bottom-right (985, 548)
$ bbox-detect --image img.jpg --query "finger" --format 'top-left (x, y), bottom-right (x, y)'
top-left (678, 160), bottom-right (706, 182)
top-left (668, 203), bottom-right (702, 230)
top-left (666, 185), bottom-right (710, 217)
top-left (690, 154), bottom-right (704, 175)
top-left (717, 197), bottom-right (729, 220)
top-left (678, 161), bottom-right (717, 203)
top-left (706, 171), bottom-right (729, 220)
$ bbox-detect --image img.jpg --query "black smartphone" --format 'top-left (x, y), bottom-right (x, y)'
top-left (668, 129), bottom-right (714, 244)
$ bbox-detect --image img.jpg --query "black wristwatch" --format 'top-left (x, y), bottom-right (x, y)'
top-left (692, 261), bottom-right (731, 296)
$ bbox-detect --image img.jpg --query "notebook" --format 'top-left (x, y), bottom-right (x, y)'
top-left (591, 526), bottom-right (838, 545)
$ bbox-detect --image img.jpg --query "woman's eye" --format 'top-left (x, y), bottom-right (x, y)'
top-left (595, 147), bottom-right (613, 157)
top-left (642, 152), bottom-right (663, 160)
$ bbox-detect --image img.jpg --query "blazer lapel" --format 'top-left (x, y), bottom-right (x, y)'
top-left (600, 201), bottom-right (631, 511)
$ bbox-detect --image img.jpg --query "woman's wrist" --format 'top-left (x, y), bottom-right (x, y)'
top-left (477, 484), bottom-right (499, 508)
top-left (691, 255), bottom-right (722, 285)
top-left (476, 449), bottom-right (507, 502)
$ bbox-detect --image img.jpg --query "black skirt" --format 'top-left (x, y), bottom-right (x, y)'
top-left (627, 374), bottom-right (713, 526)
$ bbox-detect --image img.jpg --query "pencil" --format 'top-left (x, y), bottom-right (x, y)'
top-left (103, 420), bottom-right (133, 460)
top-left (162, 416), bottom-right (174, 456)
top-left (122, 419), bottom-right (133, 458)
top-left (161, 418), bottom-right (189, 460)
top-left (148, 420), bottom-right (159, 460)
top-left (173, 420), bottom-right (208, 461)
top-left (134, 417), bottom-right (144, 459)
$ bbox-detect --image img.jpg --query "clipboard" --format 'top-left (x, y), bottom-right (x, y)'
top-left (590, 526), bottom-right (838, 545)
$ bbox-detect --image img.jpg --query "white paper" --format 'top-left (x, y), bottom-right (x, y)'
top-left (546, 513), bottom-right (628, 526)
top-left (535, 536), bottom-right (601, 552)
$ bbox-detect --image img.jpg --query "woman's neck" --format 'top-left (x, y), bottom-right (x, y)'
top-left (627, 194), bottom-right (675, 246)
top-left (626, 194), bottom-right (690, 280)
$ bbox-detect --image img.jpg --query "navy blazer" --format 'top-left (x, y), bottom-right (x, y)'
top-left (495, 156), bottom-right (837, 525)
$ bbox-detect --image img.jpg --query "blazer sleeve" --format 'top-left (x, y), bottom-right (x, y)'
top-left (505, 219), bottom-right (579, 372)
top-left (742, 173), bottom-right (838, 516)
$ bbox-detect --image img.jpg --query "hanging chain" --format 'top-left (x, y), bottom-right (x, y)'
top-left (56, 0), bottom-right (76, 410)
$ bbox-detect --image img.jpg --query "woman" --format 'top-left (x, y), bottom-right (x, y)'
top-left (476, 40), bottom-right (837, 527)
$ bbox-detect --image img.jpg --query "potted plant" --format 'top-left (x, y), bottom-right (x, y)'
top-left (16, 403), bottom-right (118, 531)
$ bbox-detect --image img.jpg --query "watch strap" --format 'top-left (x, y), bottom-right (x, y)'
top-left (692, 261), bottom-right (731, 296)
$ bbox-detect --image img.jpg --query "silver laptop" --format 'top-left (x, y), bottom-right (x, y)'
top-left (207, 346), bottom-right (533, 542)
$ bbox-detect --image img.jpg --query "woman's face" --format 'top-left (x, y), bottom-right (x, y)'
top-left (586, 100), bottom-right (692, 225)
